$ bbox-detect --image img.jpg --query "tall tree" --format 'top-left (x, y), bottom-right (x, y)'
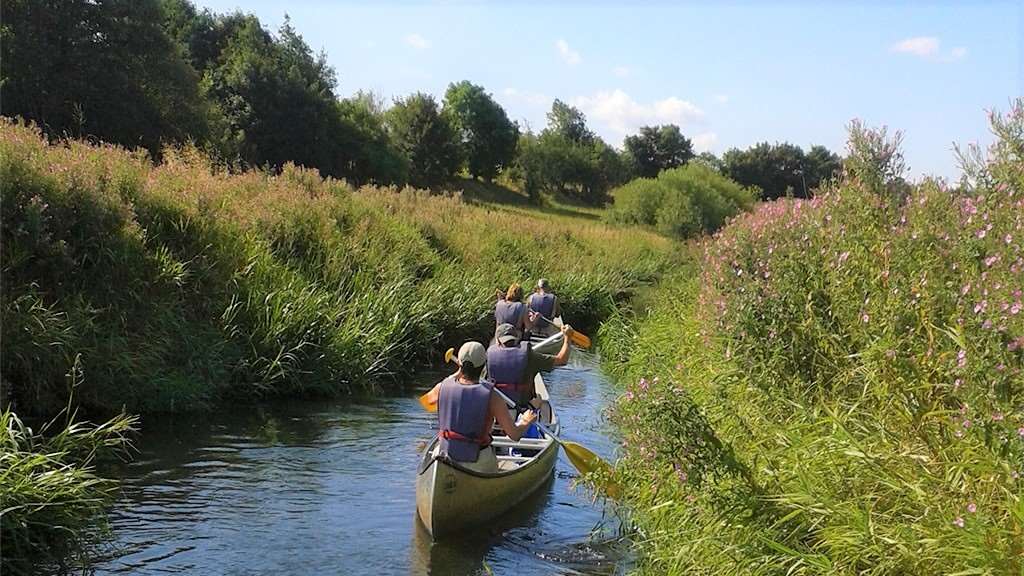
top-left (624, 124), bottom-right (695, 178)
top-left (442, 81), bottom-right (519, 182)
top-left (2, 0), bottom-right (210, 155)
top-left (385, 93), bottom-right (461, 188)
top-left (547, 99), bottom-right (593, 145)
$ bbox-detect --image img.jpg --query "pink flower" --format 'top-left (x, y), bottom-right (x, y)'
top-left (862, 313), bottom-right (870, 323)
top-left (1018, 427), bottom-right (1024, 438)
top-left (953, 379), bottom-right (963, 390)
top-left (993, 412), bottom-right (1005, 422)
top-left (953, 516), bottom-right (965, 528)
top-left (967, 502), bottom-right (977, 514)
top-left (962, 419), bottom-right (971, 429)
top-left (958, 350), bottom-right (967, 367)
top-left (625, 391), bottom-right (635, 401)
top-left (639, 378), bottom-right (649, 391)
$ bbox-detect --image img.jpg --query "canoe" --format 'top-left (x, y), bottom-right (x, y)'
top-left (415, 373), bottom-right (560, 538)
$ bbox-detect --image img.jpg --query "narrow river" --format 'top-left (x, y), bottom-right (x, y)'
top-left (91, 349), bottom-right (629, 575)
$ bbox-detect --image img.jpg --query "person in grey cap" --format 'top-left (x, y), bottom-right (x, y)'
top-left (486, 323), bottom-right (572, 408)
top-left (424, 341), bottom-right (537, 473)
top-left (527, 278), bottom-right (562, 335)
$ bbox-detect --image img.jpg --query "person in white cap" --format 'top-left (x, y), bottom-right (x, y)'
top-left (424, 341), bottom-right (537, 473)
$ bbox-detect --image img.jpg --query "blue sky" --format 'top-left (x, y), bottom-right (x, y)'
top-left (196, 1), bottom-right (1021, 180)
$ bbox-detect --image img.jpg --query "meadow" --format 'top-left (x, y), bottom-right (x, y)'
top-left (601, 105), bottom-right (1024, 573)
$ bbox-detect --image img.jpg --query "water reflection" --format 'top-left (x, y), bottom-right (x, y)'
top-left (90, 351), bottom-right (629, 575)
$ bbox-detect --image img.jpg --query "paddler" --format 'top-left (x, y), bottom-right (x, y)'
top-left (487, 323), bottom-right (573, 409)
top-left (494, 282), bottom-right (534, 336)
top-left (527, 278), bottom-right (561, 335)
top-left (425, 341), bottom-right (537, 473)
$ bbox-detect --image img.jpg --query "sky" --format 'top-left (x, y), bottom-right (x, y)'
top-left (195, 0), bottom-right (1022, 181)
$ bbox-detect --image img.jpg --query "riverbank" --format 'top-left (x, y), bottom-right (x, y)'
top-left (600, 109), bottom-right (1024, 573)
top-left (2, 120), bottom-right (677, 417)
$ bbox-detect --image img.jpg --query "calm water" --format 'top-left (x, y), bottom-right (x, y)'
top-left (89, 350), bottom-right (629, 575)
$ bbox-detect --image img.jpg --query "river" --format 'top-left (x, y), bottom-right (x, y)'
top-left (89, 349), bottom-right (629, 575)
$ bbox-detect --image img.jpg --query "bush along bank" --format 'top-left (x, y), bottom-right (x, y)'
top-left (601, 105), bottom-right (1024, 574)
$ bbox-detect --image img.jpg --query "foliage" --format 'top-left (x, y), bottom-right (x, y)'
top-left (606, 163), bottom-right (757, 238)
top-left (624, 124), bottom-right (695, 178)
top-left (0, 120), bottom-right (676, 416)
top-left (385, 93), bottom-right (462, 188)
top-left (602, 104), bottom-right (1024, 574)
top-left (723, 141), bottom-right (842, 200)
top-left (514, 101), bottom-right (628, 205)
top-left (1, 405), bottom-right (137, 575)
top-left (336, 92), bottom-right (408, 186)
top-left (443, 81), bottom-right (519, 182)
top-left (0, 0), bottom-right (211, 156)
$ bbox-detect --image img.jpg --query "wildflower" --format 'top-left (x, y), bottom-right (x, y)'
top-left (967, 503), bottom-right (977, 514)
top-left (639, 378), bottom-right (649, 391)
top-left (862, 313), bottom-right (870, 323)
top-left (958, 350), bottom-right (967, 367)
top-left (953, 517), bottom-right (965, 528)
top-left (625, 391), bottom-right (635, 401)
top-left (1013, 471), bottom-right (1020, 480)
top-left (1018, 427), bottom-right (1024, 438)
top-left (953, 378), bottom-right (962, 390)
top-left (993, 412), bottom-right (1005, 422)
top-left (962, 419), bottom-right (971, 429)
top-left (977, 229), bottom-right (987, 239)
top-left (1012, 302), bottom-right (1021, 315)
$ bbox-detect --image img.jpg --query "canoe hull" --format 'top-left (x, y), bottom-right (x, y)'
top-left (416, 375), bottom-right (559, 538)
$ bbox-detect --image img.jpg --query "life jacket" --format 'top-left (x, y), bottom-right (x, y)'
top-left (529, 292), bottom-right (555, 326)
top-left (437, 377), bottom-right (493, 463)
top-left (494, 300), bottom-right (525, 329)
top-left (486, 342), bottom-right (531, 405)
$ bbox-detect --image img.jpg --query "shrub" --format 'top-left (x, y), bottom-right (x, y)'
top-left (604, 102), bottom-right (1024, 574)
top-left (607, 162), bottom-right (757, 239)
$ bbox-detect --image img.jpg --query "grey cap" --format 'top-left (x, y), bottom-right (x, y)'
top-left (495, 323), bottom-right (520, 345)
top-left (457, 341), bottom-right (487, 368)
top-left (537, 278), bottom-right (550, 289)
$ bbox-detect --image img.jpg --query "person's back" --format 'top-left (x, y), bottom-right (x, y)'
top-left (437, 376), bottom-right (493, 463)
top-left (495, 283), bottom-right (530, 334)
top-left (487, 339), bottom-right (531, 406)
top-left (528, 279), bottom-right (559, 333)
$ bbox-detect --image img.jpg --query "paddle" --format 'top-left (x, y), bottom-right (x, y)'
top-left (418, 345), bottom-right (620, 498)
top-left (534, 314), bottom-right (592, 349)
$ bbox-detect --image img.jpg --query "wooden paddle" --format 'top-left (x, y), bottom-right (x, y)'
top-left (418, 346), bottom-right (620, 498)
top-left (535, 315), bottom-right (592, 349)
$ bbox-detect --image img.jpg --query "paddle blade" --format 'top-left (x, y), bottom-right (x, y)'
top-left (569, 330), bottom-right (592, 349)
top-left (561, 441), bottom-right (621, 499)
top-left (418, 392), bottom-right (438, 413)
top-left (444, 347), bottom-right (455, 364)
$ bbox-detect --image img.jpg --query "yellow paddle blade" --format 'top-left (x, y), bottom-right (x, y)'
top-left (444, 347), bottom-right (455, 363)
top-left (569, 330), bottom-right (592, 349)
top-left (561, 441), bottom-right (621, 499)
top-left (418, 391), bottom-right (438, 413)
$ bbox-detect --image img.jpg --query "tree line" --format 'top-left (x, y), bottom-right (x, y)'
top-left (1, 0), bottom-right (842, 204)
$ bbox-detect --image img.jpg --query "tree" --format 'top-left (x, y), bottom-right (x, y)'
top-left (386, 93), bottom-right (461, 188)
top-left (723, 142), bottom-right (843, 200)
top-left (624, 124), bottom-right (695, 178)
top-left (442, 81), bottom-right (519, 182)
top-left (2, 0), bottom-right (210, 155)
top-left (547, 99), bottom-right (594, 145)
top-left (335, 93), bottom-right (407, 186)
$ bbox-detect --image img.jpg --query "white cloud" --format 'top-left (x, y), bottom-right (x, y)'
top-left (612, 66), bottom-right (631, 78)
top-left (891, 36), bottom-right (940, 57)
top-left (556, 39), bottom-right (581, 65)
top-left (692, 132), bottom-right (718, 153)
top-left (502, 87), bottom-right (549, 107)
top-left (571, 89), bottom-right (705, 137)
top-left (404, 33), bottom-right (430, 50)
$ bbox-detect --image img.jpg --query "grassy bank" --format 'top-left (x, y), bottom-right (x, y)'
top-left (601, 105), bottom-right (1024, 574)
top-left (1, 119), bottom-right (677, 417)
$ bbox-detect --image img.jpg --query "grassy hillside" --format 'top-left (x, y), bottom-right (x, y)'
top-left (1, 120), bottom-right (677, 417)
top-left (600, 105), bottom-right (1024, 574)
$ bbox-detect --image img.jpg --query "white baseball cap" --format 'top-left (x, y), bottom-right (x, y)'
top-left (457, 341), bottom-right (487, 369)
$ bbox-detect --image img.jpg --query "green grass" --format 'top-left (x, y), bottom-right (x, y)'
top-left (601, 103), bottom-right (1024, 574)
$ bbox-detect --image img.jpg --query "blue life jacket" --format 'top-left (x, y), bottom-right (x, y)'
top-left (437, 377), bottom-right (493, 462)
top-left (529, 292), bottom-right (555, 326)
top-left (486, 342), bottom-right (531, 405)
top-left (494, 300), bottom-right (524, 328)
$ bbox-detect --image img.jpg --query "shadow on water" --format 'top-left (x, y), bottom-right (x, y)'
top-left (89, 350), bottom-right (631, 575)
